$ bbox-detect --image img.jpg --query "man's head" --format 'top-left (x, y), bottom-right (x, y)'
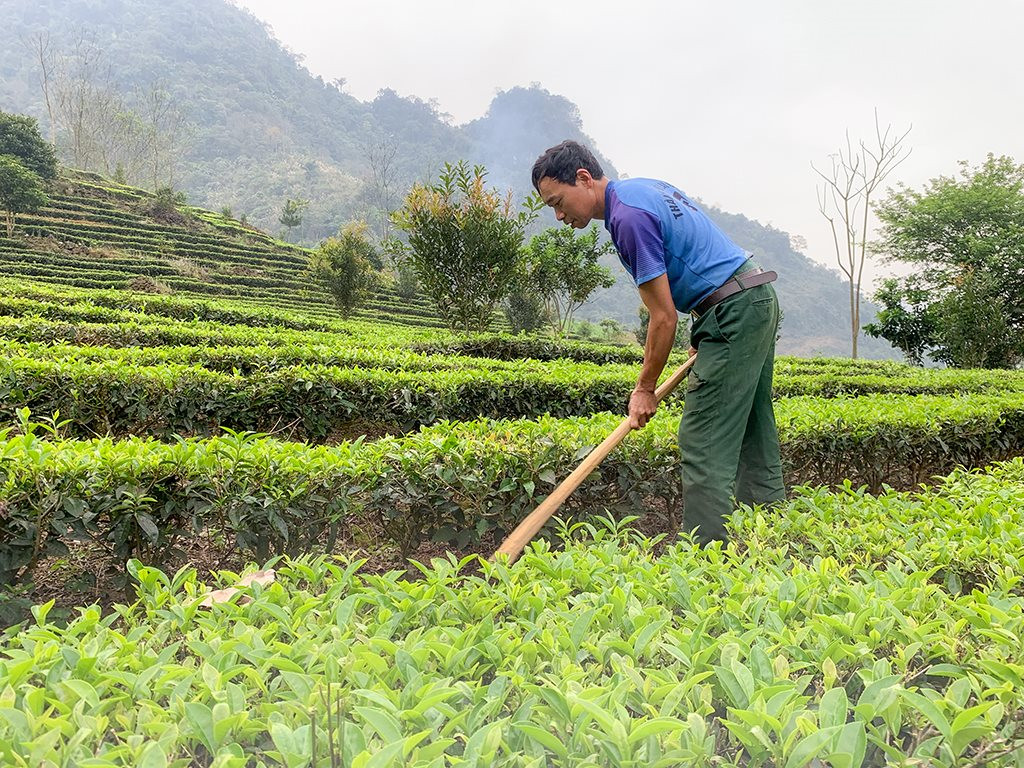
top-left (531, 140), bottom-right (607, 228)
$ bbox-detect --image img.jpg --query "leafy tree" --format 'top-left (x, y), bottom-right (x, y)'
top-left (599, 317), bottom-right (624, 341)
top-left (503, 287), bottom-right (547, 334)
top-left (379, 236), bottom-right (419, 298)
top-left (391, 161), bottom-right (538, 332)
top-left (279, 198), bottom-right (308, 241)
top-left (0, 155), bottom-right (48, 237)
top-left (0, 111), bottom-right (58, 180)
top-left (865, 279), bottom-right (937, 366)
top-left (523, 225), bottom-right (616, 337)
top-left (573, 319), bottom-right (596, 340)
top-left (864, 154), bottom-right (1024, 368)
top-left (308, 222), bottom-right (381, 318)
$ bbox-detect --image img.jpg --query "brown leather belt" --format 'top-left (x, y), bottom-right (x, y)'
top-left (690, 268), bottom-right (778, 319)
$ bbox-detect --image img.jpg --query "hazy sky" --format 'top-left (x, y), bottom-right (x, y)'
top-left (234, 0), bottom-right (1024, 287)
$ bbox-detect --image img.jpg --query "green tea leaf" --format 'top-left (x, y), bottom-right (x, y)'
top-left (900, 690), bottom-right (951, 740)
top-left (785, 725), bottom-right (843, 768)
top-left (137, 742), bottom-right (168, 768)
top-left (514, 723), bottom-right (569, 759)
top-left (185, 701), bottom-right (216, 752)
top-left (818, 687), bottom-right (848, 730)
top-left (354, 706), bottom-right (402, 744)
top-left (628, 717), bottom-right (687, 744)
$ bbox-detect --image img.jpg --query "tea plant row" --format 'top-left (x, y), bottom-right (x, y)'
top-left (6, 337), bottom-right (1024, 395)
top-left (0, 279), bottom-right (636, 360)
top-left (2, 458), bottom-right (1023, 765)
top-left (0, 278), bottom-right (943, 372)
top-left (5, 347), bottom-right (1024, 440)
top-left (0, 356), bottom-right (662, 438)
top-left (2, 392), bottom-right (1022, 583)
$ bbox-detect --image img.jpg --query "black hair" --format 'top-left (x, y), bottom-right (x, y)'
top-left (531, 140), bottom-right (604, 191)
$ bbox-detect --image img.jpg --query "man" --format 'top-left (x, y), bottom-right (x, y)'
top-left (531, 140), bottom-right (785, 545)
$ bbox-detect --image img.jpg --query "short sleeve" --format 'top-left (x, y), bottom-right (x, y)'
top-left (613, 206), bottom-right (667, 285)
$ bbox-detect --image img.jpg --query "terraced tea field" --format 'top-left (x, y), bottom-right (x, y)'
top-left (0, 170), bottom-right (445, 328)
top-left (1, 181), bottom-right (1023, 766)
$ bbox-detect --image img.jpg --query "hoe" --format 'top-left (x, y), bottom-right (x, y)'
top-left (493, 355), bottom-right (696, 564)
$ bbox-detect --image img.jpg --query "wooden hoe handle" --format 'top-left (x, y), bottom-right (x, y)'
top-left (492, 354), bottom-right (697, 564)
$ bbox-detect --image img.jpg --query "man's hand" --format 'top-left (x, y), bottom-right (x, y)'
top-left (689, 346), bottom-right (697, 358)
top-left (628, 386), bottom-right (658, 429)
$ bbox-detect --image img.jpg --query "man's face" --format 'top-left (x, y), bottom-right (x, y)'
top-left (538, 170), bottom-right (599, 229)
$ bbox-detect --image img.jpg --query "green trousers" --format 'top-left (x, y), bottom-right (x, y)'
top-left (679, 264), bottom-right (785, 545)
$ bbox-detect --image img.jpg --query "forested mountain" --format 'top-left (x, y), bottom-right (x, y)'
top-left (0, 0), bottom-right (614, 241)
top-left (0, 0), bottom-right (894, 357)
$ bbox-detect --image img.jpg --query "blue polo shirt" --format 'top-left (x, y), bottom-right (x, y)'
top-left (604, 178), bottom-right (749, 313)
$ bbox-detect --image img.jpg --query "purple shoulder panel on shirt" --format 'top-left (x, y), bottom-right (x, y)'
top-left (610, 202), bottom-right (667, 285)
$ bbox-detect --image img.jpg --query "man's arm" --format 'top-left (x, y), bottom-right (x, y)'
top-left (629, 273), bottom-right (677, 429)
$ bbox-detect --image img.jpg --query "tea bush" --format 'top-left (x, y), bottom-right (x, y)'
top-left (2, 461), bottom-right (1023, 766)
top-left (2, 393), bottom-right (1023, 583)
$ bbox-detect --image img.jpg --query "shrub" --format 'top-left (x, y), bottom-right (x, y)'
top-left (503, 286), bottom-right (548, 334)
top-left (637, 305), bottom-right (691, 349)
top-left (147, 186), bottom-right (187, 223)
top-left (393, 259), bottom-right (420, 300)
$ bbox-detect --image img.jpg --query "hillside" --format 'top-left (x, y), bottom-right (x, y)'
top-left (0, 0), bottom-right (615, 244)
top-left (0, 170), bottom-right (445, 327)
top-left (0, 0), bottom-right (895, 357)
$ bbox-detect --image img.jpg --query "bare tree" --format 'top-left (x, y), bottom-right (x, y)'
top-left (27, 33), bottom-right (191, 190)
top-left (25, 32), bottom-right (58, 146)
top-left (140, 84), bottom-right (192, 189)
top-left (51, 33), bottom-right (120, 172)
top-left (813, 111), bottom-right (911, 358)
top-left (362, 133), bottom-right (399, 243)
top-left (97, 99), bottom-right (148, 178)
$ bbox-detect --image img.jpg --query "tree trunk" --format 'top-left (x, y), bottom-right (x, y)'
top-left (849, 277), bottom-right (858, 358)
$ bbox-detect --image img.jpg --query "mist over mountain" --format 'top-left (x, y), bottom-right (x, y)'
top-left (0, 0), bottom-right (894, 357)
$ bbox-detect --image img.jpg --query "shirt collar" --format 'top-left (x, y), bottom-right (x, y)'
top-left (603, 180), bottom-right (616, 231)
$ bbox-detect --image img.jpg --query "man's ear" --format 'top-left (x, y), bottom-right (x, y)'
top-left (576, 168), bottom-right (593, 186)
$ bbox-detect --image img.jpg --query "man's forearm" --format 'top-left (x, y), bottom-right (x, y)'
top-left (637, 312), bottom-right (677, 391)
